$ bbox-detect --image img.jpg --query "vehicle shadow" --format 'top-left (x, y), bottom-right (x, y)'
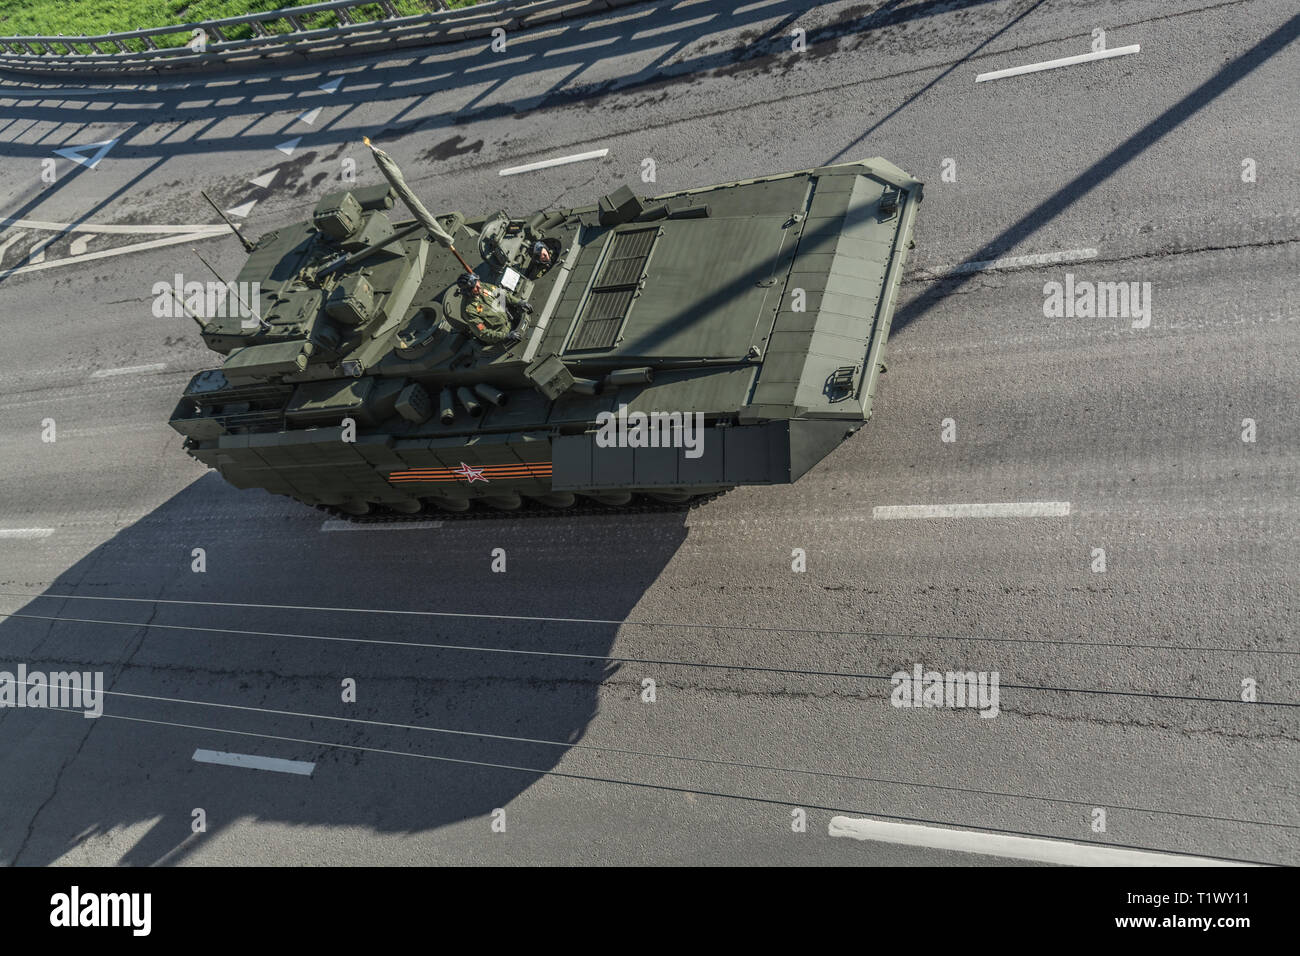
top-left (1, 472), bottom-right (690, 865)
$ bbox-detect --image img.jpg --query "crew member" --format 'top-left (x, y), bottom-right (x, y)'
top-left (453, 271), bottom-right (532, 345)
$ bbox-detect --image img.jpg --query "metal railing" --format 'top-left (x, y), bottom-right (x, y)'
top-left (0, 0), bottom-right (642, 75)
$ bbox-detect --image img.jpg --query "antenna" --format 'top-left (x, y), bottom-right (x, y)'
top-left (169, 288), bottom-right (210, 332)
top-left (190, 247), bottom-right (271, 332)
top-left (200, 190), bottom-right (257, 254)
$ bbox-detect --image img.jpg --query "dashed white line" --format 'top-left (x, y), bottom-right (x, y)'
top-left (0, 528), bottom-right (54, 540)
top-left (499, 148), bottom-right (609, 176)
top-left (192, 749), bottom-right (315, 776)
top-left (68, 233), bottom-right (97, 256)
top-left (976, 45), bottom-right (1141, 83)
top-left (320, 519), bottom-right (444, 532)
top-left (91, 363), bottom-right (168, 378)
top-left (872, 502), bottom-right (1071, 520)
top-left (632, 15), bottom-right (715, 40)
top-left (828, 816), bottom-right (1252, 866)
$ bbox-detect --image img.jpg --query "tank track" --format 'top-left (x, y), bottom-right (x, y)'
top-left (312, 489), bottom-right (728, 523)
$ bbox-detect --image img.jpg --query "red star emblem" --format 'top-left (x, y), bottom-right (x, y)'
top-left (453, 462), bottom-right (488, 483)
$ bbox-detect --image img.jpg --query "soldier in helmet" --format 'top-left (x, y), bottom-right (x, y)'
top-left (453, 271), bottom-right (533, 346)
top-left (525, 239), bottom-right (557, 280)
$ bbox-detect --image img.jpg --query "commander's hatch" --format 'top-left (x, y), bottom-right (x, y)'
top-left (560, 214), bottom-right (794, 361)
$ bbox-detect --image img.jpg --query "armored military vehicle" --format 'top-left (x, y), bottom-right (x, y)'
top-left (168, 143), bottom-right (922, 517)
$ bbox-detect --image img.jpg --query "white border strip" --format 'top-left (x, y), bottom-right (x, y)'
top-left (192, 749), bottom-right (315, 776)
top-left (976, 45), bottom-right (1140, 83)
top-left (0, 528), bottom-right (54, 539)
top-left (499, 148), bottom-right (609, 176)
top-left (320, 519), bottom-right (443, 532)
top-left (91, 363), bottom-right (167, 378)
top-left (944, 248), bottom-right (1098, 276)
top-left (873, 502), bottom-right (1071, 520)
top-left (829, 816), bottom-right (1254, 866)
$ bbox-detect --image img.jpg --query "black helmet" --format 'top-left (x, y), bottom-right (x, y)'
top-left (457, 272), bottom-right (479, 292)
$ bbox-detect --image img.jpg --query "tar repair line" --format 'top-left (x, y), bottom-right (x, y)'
top-left (499, 148), bottom-right (609, 176)
top-left (872, 502), bottom-right (1072, 519)
top-left (976, 44), bottom-right (1141, 82)
top-left (192, 749), bottom-right (315, 776)
top-left (828, 816), bottom-right (1254, 866)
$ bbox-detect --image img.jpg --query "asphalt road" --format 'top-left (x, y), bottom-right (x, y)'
top-left (0, 0), bottom-right (1295, 866)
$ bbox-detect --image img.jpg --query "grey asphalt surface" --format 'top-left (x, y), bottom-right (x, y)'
top-left (0, 0), bottom-right (1295, 866)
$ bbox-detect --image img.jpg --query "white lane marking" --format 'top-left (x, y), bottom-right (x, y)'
top-left (297, 106), bottom-right (322, 126)
top-left (632, 15), bottom-right (714, 40)
top-left (976, 45), bottom-right (1140, 83)
top-left (1, 231), bottom-right (223, 278)
top-left (192, 749), bottom-right (315, 776)
top-left (69, 233), bottom-right (97, 256)
top-left (319, 78), bottom-right (342, 93)
top-left (828, 817), bottom-right (1252, 866)
top-left (91, 363), bottom-right (167, 378)
top-left (320, 519), bottom-right (444, 532)
top-left (51, 138), bottom-right (119, 169)
top-left (225, 199), bottom-right (257, 218)
top-left (544, 37), bottom-right (620, 57)
top-left (0, 217), bottom-right (226, 235)
top-left (872, 502), bottom-right (1071, 520)
top-left (734, 0), bottom-right (786, 14)
top-left (276, 136), bottom-right (302, 156)
top-left (27, 237), bottom-right (53, 264)
top-left (937, 247), bottom-right (1099, 277)
top-left (248, 170), bottom-right (278, 189)
top-left (0, 230), bottom-right (27, 258)
top-left (499, 148), bottom-right (609, 176)
top-left (0, 528), bottom-right (54, 540)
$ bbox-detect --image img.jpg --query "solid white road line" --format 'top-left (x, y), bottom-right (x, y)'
top-left (192, 749), bottom-right (315, 776)
top-left (0, 217), bottom-right (226, 235)
top-left (872, 502), bottom-right (1071, 520)
top-left (0, 230), bottom-right (27, 258)
top-left (0, 528), bottom-right (54, 540)
top-left (943, 247), bottom-right (1099, 276)
top-left (2, 231), bottom-right (223, 278)
top-left (828, 816), bottom-right (1253, 866)
top-left (976, 45), bottom-right (1140, 83)
top-left (320, 519), bottom-right (443, 532)
top-left (91, 363), bottom-right (168, 378)
top-left (499, 148), bottom-right (609, 176)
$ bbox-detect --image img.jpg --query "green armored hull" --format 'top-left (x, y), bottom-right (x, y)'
top-left (169, 154), bottom-right (923, 516)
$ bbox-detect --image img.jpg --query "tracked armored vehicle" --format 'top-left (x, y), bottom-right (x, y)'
top-left (168, 146), bottom-right (922, 517)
